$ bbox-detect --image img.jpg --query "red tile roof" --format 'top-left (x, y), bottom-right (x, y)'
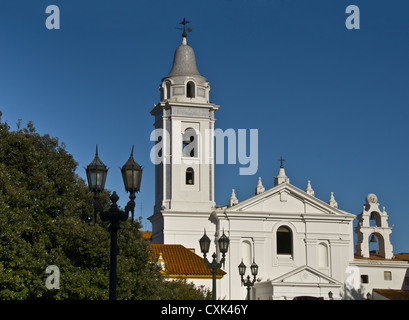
top-left (150, 244), bottom-right (226, 279)
top-left (355, 252), bottom-right (409, 261)
top-left (394, 253), bottom-right (409, 261)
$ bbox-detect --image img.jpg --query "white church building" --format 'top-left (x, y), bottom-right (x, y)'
top-left (148, 31), bottom-right (409, 300)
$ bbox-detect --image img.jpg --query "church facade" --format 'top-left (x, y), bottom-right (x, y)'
top-left (148, 32), bottom-right (409, 300)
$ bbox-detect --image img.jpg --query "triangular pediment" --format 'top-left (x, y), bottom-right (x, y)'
top-left (272, 265), bottom-right (341, 285)
top-left (224, 183), bottom-right (354, 217)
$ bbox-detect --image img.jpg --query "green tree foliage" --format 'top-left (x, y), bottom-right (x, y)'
top-left (0, 112), bottom-right (210, 300)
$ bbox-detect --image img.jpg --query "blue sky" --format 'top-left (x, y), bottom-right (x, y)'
top-left (1, 0), bottom-right (409, 253)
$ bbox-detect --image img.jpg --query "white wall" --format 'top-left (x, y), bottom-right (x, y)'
top-left (346, 260), bottom-right (409, 299)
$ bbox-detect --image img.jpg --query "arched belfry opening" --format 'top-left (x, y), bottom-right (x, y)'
top-left (182, 127), bottom-right (197, 157)
top-left (186, 81), bottom-right (195, 98)
top-left (369, 232), bottom-right (386, 256)
top-left (165, 81), bottom-right (171, 99)
top-left (369, 211), bottom-right (381, 227)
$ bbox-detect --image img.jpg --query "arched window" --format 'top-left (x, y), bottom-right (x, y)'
top-left (186, 81), bottom-right (195, 98)
top-left (241, 240), bottom-right (252, 266)
top-left (277, 226), bottom-right (292, 255)
top-left (186, 167), bottom-right (194, 185)
top-left (165, 81), bottom-right (171, 99)
top-left (182, 128), bottom-right (197, 157)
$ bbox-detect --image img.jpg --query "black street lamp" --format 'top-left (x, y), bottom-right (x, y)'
top-left (238, 259), bottom-right (258, 300)
top-left (199, 229), bottom-right (229, 300)
top-left (120, 145), bottom-right (143, 223)
top-left (85, 145), bottom-right (143, 300)
top-left (85, 145), bottom-right (108, 222)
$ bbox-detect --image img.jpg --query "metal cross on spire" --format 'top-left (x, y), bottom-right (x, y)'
top-left (278, 156), bottom-right (285, 168)
top-left (177, 17), bottom-right (192, 37)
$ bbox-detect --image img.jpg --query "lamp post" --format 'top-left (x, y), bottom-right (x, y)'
top-left (238, 259), bottom-right (258, 300)
top-left (100, 192), bottom-right (128, 300)
top-left (328, 291), bottom-right (333, 300)
top-left (120, 145), bottom-right (143, 223)
top-left (85, 145), bottom-right (143, 300)
top-left (199, 229), bottom-right (229, 300)
top-left (85, 145), bottom-right (108, 222)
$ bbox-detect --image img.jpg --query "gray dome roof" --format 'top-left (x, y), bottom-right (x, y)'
top-left (168, 44), bottom-right (200, 76)
top-left (164, 37), bottom-right (207, 83)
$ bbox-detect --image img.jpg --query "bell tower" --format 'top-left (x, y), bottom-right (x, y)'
top-left (355, 193), bottom-right (394, 259)
top-left (149, 27), bottom-right (220, 251)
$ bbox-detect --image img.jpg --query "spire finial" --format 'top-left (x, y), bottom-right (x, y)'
top-left (274, 162), bottom-right (290, 186)
top-left (328, 192), bottom-right (338, 208)
top-left (179, 18), bottom-right (190, 37)
top-left (130, 144), bottom-right (134, 157)
top-left (306, 180), bottom-right (315, 196)
top-left (95, 144), bottom-right (98, 156)
top-left (177, 18), bottom-right (192, 43)
top-left (255, 177), bottom-right (265, 195)
top-left (229, 189), bottom-right (239, 207)
top-left (278, 156), bottom-right (285, 168)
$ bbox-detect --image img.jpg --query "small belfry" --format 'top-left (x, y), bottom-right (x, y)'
top-left (159, 19), bottom-right (210, 104)
top-left (355, 193), bottom-right (394, 259)
top-left (274, 157), bottom-right (290, 186)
